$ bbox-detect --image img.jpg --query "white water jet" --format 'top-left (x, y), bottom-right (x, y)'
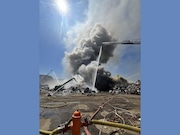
top-left (92, 46), bottom-right (102, 93)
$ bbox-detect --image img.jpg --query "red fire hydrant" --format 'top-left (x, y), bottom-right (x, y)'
top-left (71, 110), bottom-right (82, 135)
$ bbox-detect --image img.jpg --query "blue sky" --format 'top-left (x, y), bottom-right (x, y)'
top-left (39, 0), bottom-right (89, 78)
top-left (39, 0), bottom-right (140, 82)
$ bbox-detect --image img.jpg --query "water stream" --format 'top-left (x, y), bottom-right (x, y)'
top-left (92, 46), bottom-right (102, 93)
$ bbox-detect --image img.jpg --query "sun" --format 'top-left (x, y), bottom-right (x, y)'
top-left (55, 0), bottom-right (68, 14)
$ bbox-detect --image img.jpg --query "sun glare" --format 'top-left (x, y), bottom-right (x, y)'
top-left (56, 0), bottom-right (68, 14)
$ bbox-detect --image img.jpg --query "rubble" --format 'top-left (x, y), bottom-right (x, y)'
top-left (40, 75), bottom-right (141, 96)
top-left (109, 80), bottom-right (141, 95)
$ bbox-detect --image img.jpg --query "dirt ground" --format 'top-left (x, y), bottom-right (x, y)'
top-left (40, 91), bottom-right (140, 135)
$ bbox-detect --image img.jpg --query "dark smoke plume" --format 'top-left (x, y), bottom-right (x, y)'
top-left (95, 66), bottom-right (115, 91)
top-left (64, 24), bottom-right (117, 90)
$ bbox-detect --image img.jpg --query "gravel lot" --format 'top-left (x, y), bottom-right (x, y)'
top-left (40, 91), bottom-right (140, 135)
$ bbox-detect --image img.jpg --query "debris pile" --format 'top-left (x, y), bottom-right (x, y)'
top-left (109, 80), bottom-right (141, 95)
top-left (126, 83), bottom-right (141, 95)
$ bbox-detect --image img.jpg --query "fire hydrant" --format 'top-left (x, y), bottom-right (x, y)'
top-left (71, 110), bottom-right (82, 135)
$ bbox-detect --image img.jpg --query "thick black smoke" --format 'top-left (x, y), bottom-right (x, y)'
top-left (95, 66), bottom-right (115, 91)
top-left (64, 24), bottom-right (118, 91)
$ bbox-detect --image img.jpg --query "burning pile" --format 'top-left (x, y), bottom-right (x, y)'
top-left (64, 24), bottom-right (128, 91)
